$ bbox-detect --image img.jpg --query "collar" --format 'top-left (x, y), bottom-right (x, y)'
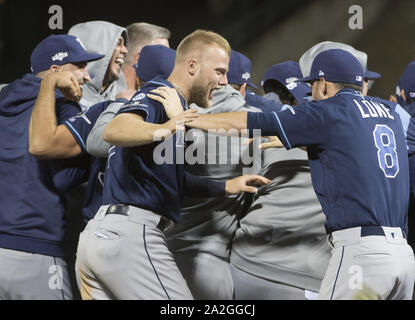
top-left (335, 87), bottom-right (364, 98)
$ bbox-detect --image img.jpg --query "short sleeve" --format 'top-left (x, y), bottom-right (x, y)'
top-left (117, 91), bottom-right (162, 124)
top-left (247, 101), bottom-right (330, 149)
top-left (63, 100), bottom-right (111, 152)
top-left (56, 98), bottom-right (83, 124)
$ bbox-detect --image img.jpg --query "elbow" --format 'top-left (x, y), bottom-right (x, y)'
top-left (103, 125), bottom-right (115, 144)
top-left (29, 143), bottom-right (51, 159)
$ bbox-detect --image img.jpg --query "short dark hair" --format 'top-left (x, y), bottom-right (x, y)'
top-left (263, 79), bottom-right (298, 105)
top-left (331, 82), bottom-right (363, 92)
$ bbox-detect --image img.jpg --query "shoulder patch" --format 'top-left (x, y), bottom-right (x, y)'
top-left (132, 93), bottom-right (146, 101)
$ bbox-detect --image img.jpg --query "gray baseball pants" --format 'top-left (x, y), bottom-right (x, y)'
top-left (319, 226), bottom-right (415, 300)
top-left (174, 252), bottom-right (234, 300)
top-left (75, 205), bottom-right (193, 300)
top-left (0, 248), bottom-right (72, 300)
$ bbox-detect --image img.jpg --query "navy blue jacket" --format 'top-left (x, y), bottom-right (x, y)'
top-left (0, 74), bottom-right (85, 257)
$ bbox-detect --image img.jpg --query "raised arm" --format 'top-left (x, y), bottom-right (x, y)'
top-left (103, 109), bottom-right (199, 147)
top-left (29, 71), bottom-right (83, 159)
top-left (86, 99), bottom-right (127, 158)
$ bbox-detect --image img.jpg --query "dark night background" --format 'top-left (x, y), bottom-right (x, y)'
top-left (1, 0), bottom-right (415, 98)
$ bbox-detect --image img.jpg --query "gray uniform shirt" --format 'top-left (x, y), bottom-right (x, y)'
top-left (166, 85), bottom-right (262, 261)
top-left (231, 146), bottom-right (331, 292)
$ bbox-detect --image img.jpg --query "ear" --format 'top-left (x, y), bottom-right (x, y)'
top-left (319, 78), bottom-right (328, 96)
top-left (239, 83), bottom-right (247, 98)
top-left (187, 59), bottom-right (199, 77)
top-left (401, 89), bottom-right (407, 102)
top-left (49, 65), bottom-right (60, 72)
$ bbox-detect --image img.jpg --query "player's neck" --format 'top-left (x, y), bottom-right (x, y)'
top-left (167, 73), bottom-right (189, 102)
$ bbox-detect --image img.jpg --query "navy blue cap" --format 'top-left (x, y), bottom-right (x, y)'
top-left (227, 50), bottom-right (258, 89)
top-left (365, 66), bottom-right (381, 80)
top-left (134, 45), bottom-right (176, 82)
top-left (30, 34), bottom-right (104, 74)
top-left (399, 62), bottom-right (415, 100)
top-left (262, 60), bottom-right (311, 102)
top-left (297, 49), bottom-right (364, 86)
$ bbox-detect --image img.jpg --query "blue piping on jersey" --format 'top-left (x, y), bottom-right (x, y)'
top-left (335, 91), bottom-right (363, 98)
top-left (147, 81), bottom-right (169, 87)
top-left (272, 111), bottom-right (292, 149)
top-left (65, 120), bottom-right (86, 150)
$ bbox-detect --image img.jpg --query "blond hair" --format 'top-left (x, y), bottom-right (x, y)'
top-left (176, 29), bottom-right (231, 63)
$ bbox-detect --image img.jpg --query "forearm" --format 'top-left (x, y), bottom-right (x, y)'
top-left (183, 171), bottom-right (226, 197)
top-left (29, 77), bottom-right (59, 156)
top-left (86, 101), bottom-right (125, 158)
top-left (186, 111), bottom-right (248, 133)
top-left (103, 113), bottom-right (174, 147)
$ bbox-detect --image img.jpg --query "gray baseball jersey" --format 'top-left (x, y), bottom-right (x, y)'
top-left (230, 146), bottom-right (331, 293)
top-left (166, 85), bottom-right (261, 299)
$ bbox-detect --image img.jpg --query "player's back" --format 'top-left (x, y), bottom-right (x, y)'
top-left (309, 89), bottom-right (409, 234)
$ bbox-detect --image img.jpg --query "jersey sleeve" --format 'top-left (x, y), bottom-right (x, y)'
top-left (245, 92), bottom-right (282, 113)
top-left (247, 101), bottom-right (330, 149)
top-left (183, 171), bottom-right (226, 197)
top-left (63, 100), bottom-right (114, 153)
top-left (117, 91), bottom-right (162, 124)
top-left (56, 98), bottom-right (83, 124)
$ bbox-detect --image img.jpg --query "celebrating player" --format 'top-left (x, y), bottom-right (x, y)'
top-left (75, 30), bottom-right (270, 300)
top-left (159, 49), bottom-right (415, 300)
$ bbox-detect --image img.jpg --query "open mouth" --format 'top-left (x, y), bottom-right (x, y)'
top-left (115, 57), bottom-right (124, 67)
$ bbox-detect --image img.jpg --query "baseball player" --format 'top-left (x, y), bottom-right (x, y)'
top-left (299, 41), bottom-right (411, 146)
top-left (86, 44), bottom-right (176, 158)
top-left (123, 22), bottom-right (171, 90)
top-left (166, 50), bottom-right (263, 300)
top-left (75, 30), bottom-right (270, 300)
top-left (68, 21), bottom-right (129, 107)
top-left (0, 34), bottom-right (103, 300)
top-left (230, 60), bottom-right (330, 300)
top-left (162, 48), bottom-right (415, 300)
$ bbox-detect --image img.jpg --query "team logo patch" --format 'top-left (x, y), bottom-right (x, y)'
top-left (318, 70), bottom-right (325, 76)
top-left (132, 93), bottom-right (146, 101)
top-left (52, 52), bottom-right (68, 62)
top-left (242, 72), bottom-right (251, 81)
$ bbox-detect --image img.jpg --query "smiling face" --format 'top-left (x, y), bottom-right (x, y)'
top-left (188, 45), bottom-right (229, 108)
top-left (103, 36), bottom-right (128, 88)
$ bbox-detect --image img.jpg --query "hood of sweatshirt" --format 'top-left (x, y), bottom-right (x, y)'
top-left (0, 74), bottom-right (63, 117)
top-left (68, 21), bottom-right (128, 106)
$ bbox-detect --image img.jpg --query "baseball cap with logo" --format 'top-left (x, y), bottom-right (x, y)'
top-left (227, 50), bottom-right (258, 89)
top-left (30, 34), bottom-right (104, 74)
top-left (134, 45), bottom-right (176, 82)
top-left (399, 62), bottom-right (415, 101)
top-left (262, 61), bottom-right (311, 102)
top-left (297, 49), bottom-right (364, 86)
